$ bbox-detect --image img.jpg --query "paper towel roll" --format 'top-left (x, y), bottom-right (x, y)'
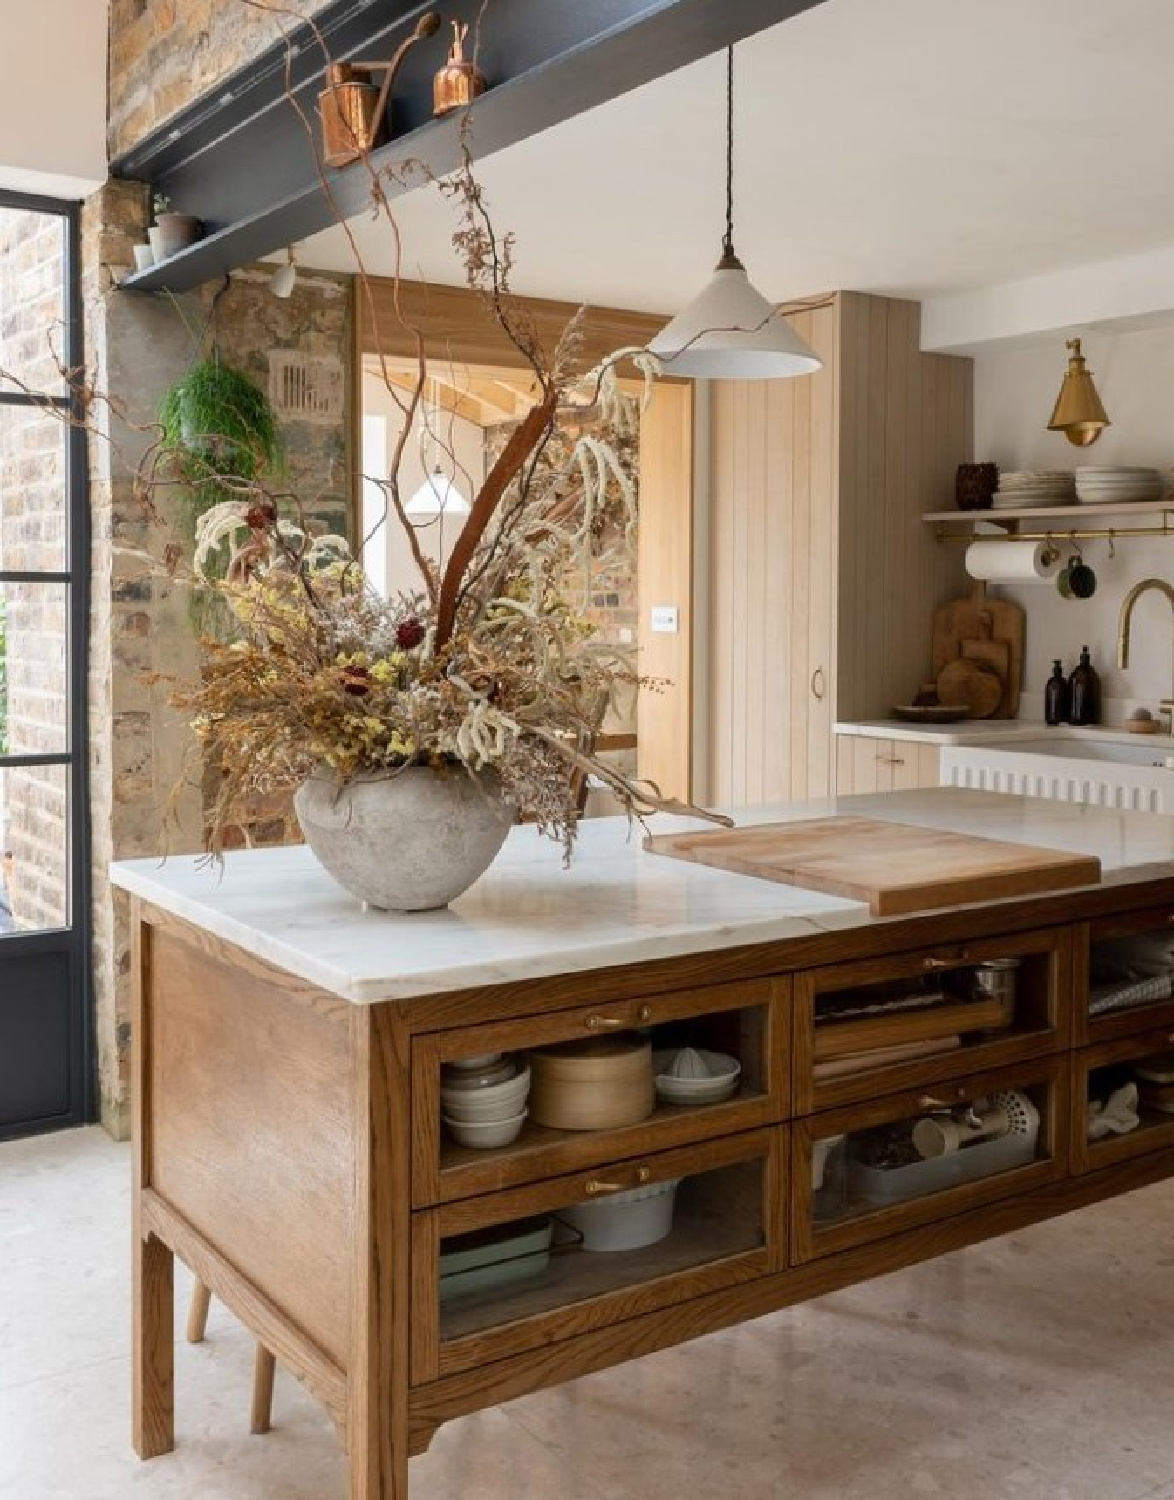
top-left (965, 539), bottom-right (1060, 584)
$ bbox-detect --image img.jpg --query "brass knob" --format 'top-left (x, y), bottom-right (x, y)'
top-left (923, 956), bottom-right (953, 971)
top-left (585, 1165), bottom-right (651, 1197)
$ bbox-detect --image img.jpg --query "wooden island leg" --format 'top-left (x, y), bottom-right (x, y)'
top-left (347, 1006), bottom-right (412, 1500)
top-left (133, 1228), bottom-right (175, 1457)
top-left (132, 903), bottom-right (176, 1458)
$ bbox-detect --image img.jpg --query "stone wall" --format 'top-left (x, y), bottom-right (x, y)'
top-left (109, 0), bottom-right (333, 158)
top-left (84, 180), bottom-right (353, 1134)
top-left (0, 207), bottom-right (71, 933)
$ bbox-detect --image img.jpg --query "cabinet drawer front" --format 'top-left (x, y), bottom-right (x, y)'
top-left (1078, 908), bottom-right (1174, 1046)
top-left (1072, 1026), bottom-right (1174, 1174)
top-left (793, 927), bottom-right (1071, 1114)
top-left (412, 979), bottom-right (788, 1207)
top-left (411, 1127), bottom-right (784, 1384)
top-left (791, 1055), bottom-right (1068, 1264)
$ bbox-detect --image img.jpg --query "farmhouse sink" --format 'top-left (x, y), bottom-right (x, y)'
top-left (1007, 737), bottom-right (1174, 768)
top-left (941, 730), bottom-right (1174, 813)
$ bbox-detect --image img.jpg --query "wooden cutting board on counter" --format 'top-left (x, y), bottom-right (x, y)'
top-left (643, 817), bottom-right (1101, 917)
top-left (932, 595), bottom-right (1025, 718)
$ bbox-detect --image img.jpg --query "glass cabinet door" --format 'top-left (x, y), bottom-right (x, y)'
top-left (792, 1057), bottom-right (1066, 1263)
top-left (1080, 907), bottom-right (1174, 1046)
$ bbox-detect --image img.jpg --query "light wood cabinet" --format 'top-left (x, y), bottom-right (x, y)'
top-left (704, 294), bottom-right (970, 805)
top-left (835, 734), bottom-right (941, 795)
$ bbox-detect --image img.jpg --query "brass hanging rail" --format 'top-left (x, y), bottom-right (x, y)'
top-left (934, 518), bottom-right (1174, 544)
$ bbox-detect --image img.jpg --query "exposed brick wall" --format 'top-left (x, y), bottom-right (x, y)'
top-left (83, 180), bottom-right (353, 1135)
top-left (109, 0), bottom-right (333, 158)
top-left (0, 207), bottom-right (71, 933)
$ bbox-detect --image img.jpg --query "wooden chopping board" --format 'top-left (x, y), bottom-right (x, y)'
top-left (643, 817), bottom-right (1101, 917)
top-left (960, 610), bottom-right (1012, 714)
top-left (937, 657), bottom-right (1002, 718)
top-left (932, 595), bottom-right (1025, 718)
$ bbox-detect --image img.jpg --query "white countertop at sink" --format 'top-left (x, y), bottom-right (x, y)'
top-left (837, 718), bottom-right (1174, 751)
top-left (109, 789), bottom-right (1174, 1005)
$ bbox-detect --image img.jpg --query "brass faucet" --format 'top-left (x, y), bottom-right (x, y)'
top-left (1117, 577), bottom-right (1174, 727)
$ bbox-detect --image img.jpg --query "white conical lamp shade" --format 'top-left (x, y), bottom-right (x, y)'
top-left (648, 260), bottom-right (822, 379)
top-left (404, 466), bottom-right (471, 517)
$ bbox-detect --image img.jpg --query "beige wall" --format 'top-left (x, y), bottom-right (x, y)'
top-left (974, 325), bottom-right (1174, 713)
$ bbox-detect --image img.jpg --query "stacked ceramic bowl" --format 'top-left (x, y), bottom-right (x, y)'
top-left (653, 1046), bottom-right (741, 1105)
top-left (1075, 466), bottom-right (1165, 504)
top-left (441, 1053), bottom-right (531, 1148)
top-left (990, 471), bottom-right (1075, 509)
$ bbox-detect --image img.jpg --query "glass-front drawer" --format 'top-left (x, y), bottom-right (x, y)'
top-left (1072, 1027), bottom-right (1174, 1173)
top-left (793, 929), bottom-right (1070, 1113)
top-left (410, 1128), bottom-right (783, 1383)
top-left (1079, 906), bottom-right (1174, 1045)
top-left (791, 1056), bottom-right (1067, 1263)
top-left (411, 979), bottom-right (788, 1207)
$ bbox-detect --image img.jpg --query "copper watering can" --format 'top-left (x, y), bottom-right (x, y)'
top-left (319, 11), bottom-right (441, 168)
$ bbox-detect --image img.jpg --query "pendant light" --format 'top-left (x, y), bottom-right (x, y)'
top-left (405, 378), bottom-right (471, 517)
top-left (1047, 337), bottom-right (1110, 447)
top-left (648, 48), bottom-right (821, 380)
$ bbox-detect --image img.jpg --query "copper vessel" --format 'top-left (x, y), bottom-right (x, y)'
top-left (433, 21), bottom-right (487, 116)
top-left (318, 12), bottom-right (442, 168)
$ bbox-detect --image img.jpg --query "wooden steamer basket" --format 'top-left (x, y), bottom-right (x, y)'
top-left (527, 1033), bottom-right (654, 1130)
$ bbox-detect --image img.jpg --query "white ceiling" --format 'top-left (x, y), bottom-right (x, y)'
top-left (300, 0), bottom-right (1174, 318)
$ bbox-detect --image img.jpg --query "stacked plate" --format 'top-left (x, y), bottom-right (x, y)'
top-left (441, 1053), bottom-right (531, 1148)
top-left (1075, 466), bottom-right (1165, 504)
top-left (990, 470), bottom-right (1076, 509)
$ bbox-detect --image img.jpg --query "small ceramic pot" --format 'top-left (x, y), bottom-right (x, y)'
top-left (154, 212), bottom-right (203, 259)
top-left (955, 462), bottom-right (998, 511)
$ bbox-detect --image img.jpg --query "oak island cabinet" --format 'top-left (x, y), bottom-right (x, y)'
top-left (114, 788), bottom-right (1174, 1500)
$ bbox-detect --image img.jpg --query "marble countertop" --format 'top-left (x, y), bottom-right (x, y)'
top-left (110, 789), bottom-right (1174, 1005)
top-left (837, 719), bottom-right (1174, 750)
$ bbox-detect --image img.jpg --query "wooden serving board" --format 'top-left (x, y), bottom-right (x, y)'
top-left (932, 594), bottom-right (1025, 718)
top-left (643, 817), bottom-right (1101, 917)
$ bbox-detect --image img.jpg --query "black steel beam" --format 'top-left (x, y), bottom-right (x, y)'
top-left (112, 0), bottom-right (826, 294)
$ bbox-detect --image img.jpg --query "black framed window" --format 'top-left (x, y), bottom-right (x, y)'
top-left (0, 191), bottom-right (91, 1138)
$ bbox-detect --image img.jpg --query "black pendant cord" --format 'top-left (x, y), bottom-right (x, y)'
top-left (719, 46), bottom-right (741, 270)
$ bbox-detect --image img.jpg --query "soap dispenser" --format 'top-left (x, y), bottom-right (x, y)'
top-left (1068, 646), bottom-right (1101, 726)
top-left (1044, 660), bottom-right (1070, 726)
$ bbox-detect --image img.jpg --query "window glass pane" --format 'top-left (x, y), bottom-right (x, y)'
top-left (0, 403), bottom-right (68, 572)
top-left (0, 582), bottom-right (68, 755)
top-left (0, 762), bottom-right (68, 932)
top-left (0, 208), bottom-right (67, 397)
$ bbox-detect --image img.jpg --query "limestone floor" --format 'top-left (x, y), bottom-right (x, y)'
top-left (3, 1127), bottom-right (1174, 1500)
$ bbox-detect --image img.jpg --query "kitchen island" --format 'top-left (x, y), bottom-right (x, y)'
top-left (113, 788), bottom-right (1174, 1500)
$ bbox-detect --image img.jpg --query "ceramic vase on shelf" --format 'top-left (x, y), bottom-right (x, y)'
top-left (293, 764), bottom-right (515, 911)
top-left (955, 462), bottom-right (998, 511)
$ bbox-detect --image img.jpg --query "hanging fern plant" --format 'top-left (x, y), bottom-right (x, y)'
top-left (159, 356), bottom-right (282, 548)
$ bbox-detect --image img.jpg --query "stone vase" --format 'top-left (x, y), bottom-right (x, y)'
top-left (293, 765), bottom-right (515, 912)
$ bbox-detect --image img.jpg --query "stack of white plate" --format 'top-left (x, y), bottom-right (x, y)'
top-left (1074, 466), bottom-right (1165, 505)
top-left (441, 1054), bottom-right (531, 1148)
top-left (990, 471), bottom-right (1076, 509)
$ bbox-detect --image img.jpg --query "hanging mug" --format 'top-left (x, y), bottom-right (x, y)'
top-left (1069, 554), bottom-right (1097, 599)
top-left (1056, 557), bottom-right (1074, 598)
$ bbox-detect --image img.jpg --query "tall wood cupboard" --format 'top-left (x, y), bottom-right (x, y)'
top-left (699, 293), bottom-right (971, 806)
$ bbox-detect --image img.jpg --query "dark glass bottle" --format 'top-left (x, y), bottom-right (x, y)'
top-left (1044, 660), bottom-right (1070, 726)
top-left (1068, 646), bottom-right (1101, 726)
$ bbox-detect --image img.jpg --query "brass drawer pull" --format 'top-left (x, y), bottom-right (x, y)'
top-left (584, 1004), bottom-right (652, 1031)
top-left (923, 956), bottom-right (957, 971)
top-left (585, 1165), bottom-right (651, 1197)
top-left (918, 1089), bottom-right (969, 1109)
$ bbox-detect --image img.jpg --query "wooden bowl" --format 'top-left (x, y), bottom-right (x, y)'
top-left (527, 1033), bottom-right (654, 1131)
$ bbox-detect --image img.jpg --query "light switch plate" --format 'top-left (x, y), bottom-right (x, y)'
top-left (650, 605), bottom-right (679, 634)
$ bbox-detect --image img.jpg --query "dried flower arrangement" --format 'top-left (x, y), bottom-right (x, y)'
top-left (152, 136), bottom-right (724, 865)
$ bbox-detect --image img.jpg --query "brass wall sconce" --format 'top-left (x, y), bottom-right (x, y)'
top-left (318, 11), bottom-right (441, 168)
top-left (1047, 336), bottom-right (1110, 447)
